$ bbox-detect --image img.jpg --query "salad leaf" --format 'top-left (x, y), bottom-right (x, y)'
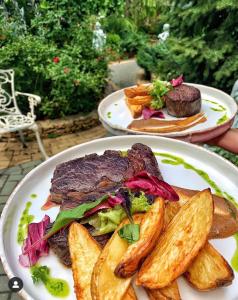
top-left (46, 195), bottom-right (108, 238)
top-left (131, 192), bottom-right (151, 214)
top-left (84, 192), bottom-right (151, 236)
top-left (150, 78), bottom-right (172, 109)
top-left (118, 188), bottom-right (133, 223)
top-left (118, 224), bottom-right (140, 244)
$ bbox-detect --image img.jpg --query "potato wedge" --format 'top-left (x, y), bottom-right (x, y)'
top-left (115, 198), bottom-right (164, 278)
top-left (68, 222), bottom-right (101, 300)
top-left (173, 186), bottom-right (238, 239)
top-left (124, 286), bottom-right (138, 300)
top-left (146, 281), bottom-right (181, 300)
top-left (124, 85), bottom-right (150, 98)
top-left (91, 215), bottom-right (143, 300)
top-left (69, 222), bottom-right (136, 300)
top-left (126, 97), bottom-right (143, 118)
top-left (126, 95), bottom-right (152, 106)
top-left (184, 242), bottom-right (234, 290)
top-left (137, 189), bottom-right (213, 289)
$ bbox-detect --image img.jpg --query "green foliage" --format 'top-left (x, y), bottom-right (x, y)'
top-left (137, 1), bottom-right (238, 93)
top-left (103, 16), bottom-right (148, 57)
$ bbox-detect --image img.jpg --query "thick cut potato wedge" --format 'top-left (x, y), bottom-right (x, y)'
top-left (124, 85), bottom-right (150, 98)
top-left (126, 95), bottom-right (152, 106)
top-left (69, 222), bottom-right (136, 300)
top-left (68, 222), bottom-right (101, 300)
top-left (124, 286), bottom-right (138, 300)
top-left (137, 189), bottom-right (213, 289)
top-left (115, 198), bottom-right (164, 278)
top-left (184, 242), bottom-right (234, 290)
top-left (146, 281), bottom-right (181, 300)
top-left (91, 215), bottom-right (143, 300)
top-left (173, 186), bottom-right (238, 239)
top-left (126, 97), bottom-right (143, 118)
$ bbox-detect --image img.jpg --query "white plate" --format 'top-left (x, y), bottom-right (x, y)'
top-left (0, 136), bottom-right (238, 300)
top-left (98, 83), bottom-right (238, 142)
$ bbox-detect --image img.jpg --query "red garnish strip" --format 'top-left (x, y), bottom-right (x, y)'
top-left (142, 107), bottom-right (165, 120)
top-left (19, 215), bottom-right (50, 267)
top-left (125, 171), bottom-right (179, 201)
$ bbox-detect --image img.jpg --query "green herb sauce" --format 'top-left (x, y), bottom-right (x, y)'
top-left (203, 99), bottom-right (228, 124)
top-left (31, 265), bottom-right (70, 298)
top-left (30, 193), bottom-right (37, 199)
top-left (154, 152), bottom-right (237, 208)
top-left (217, 113), bottom-right (229, 125)
top-left (17, 201), bottom-right (34, 244)
top-left (107, 111), bottom-right (112, 119)
top-left (231, 233), bottom-right (238, 272)
top-left (203, 99), bottom-right (226, 112)
top-left (154, 151), bottom-right (238, 272)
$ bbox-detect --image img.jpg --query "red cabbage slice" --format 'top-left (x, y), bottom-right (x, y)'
top-left (19, 215), bottom-right (50, 267)
top-left (142, 107), bottom-right (165, 120)
top-left (125, 171), bottom-right (179, 201)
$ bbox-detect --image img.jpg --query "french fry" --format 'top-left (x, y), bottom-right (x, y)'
top-left (69, 222), bottom-right (137, 300)
top-left (137, 189), bottom-right (213, 289)
top-left (115, 198), bottom-right (164, 278)
top-left (184, 242), bottom-right (234, 291)
top-left (146, 281), bottom-right (181, 300)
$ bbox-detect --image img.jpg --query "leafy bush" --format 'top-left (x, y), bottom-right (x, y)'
top-left (103, 16), bottom-right (148, 57)
top-left (0, 19), bottom-right (107, 119)
top-left (137, 1), bottom-right (238, 93)
top-left (0, 1), bottom-right (116, 119)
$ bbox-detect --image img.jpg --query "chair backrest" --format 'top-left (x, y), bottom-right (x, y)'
top-left (0, 69), bottom-right (20, 114)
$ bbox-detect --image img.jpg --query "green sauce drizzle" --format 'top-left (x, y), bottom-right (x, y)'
top-left (217, 113), bottom-right (229, 125)
top-left (17, 201), bottom-right (34, 244)
top-left (30, 194), bottom-right (37, 199)
top-left (203, 99), bottom-right (228, 124)
top-left (231, 233), bottom-right (238, 272)
top-left (31, 265), bottom-right (70, 298)
top-left (154, 151), bottom-right (238, 272)
top-left (107, 111), bottom-right (112, 119)
top-left (203, 99), bottom-right (226, 112)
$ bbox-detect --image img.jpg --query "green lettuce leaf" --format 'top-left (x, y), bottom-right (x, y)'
top-left (46, 195), bottom-right (108, 237)
top-left (118, 224), bottom-right (140, 244)
top-left (150, 78), bottom-right (172, 109)
top-left (86, 192), bottom-right (151, 236)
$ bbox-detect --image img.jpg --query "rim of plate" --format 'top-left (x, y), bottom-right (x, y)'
top-left (98, 83), bottom-right (238, 137)
top-left (1, 135), bottom-right (238, 300)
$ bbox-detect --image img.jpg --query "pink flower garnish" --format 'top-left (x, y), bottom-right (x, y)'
top-left (125, 171), bottom-right (179, 201)
top-left (19, 215), bottom-right (50, 267)
top-left (142, 107), bottom-right (165, 120)
top-left (171, 75), bottom-right (184, 87)
top-left (53, 56), bottom-right (60, 63)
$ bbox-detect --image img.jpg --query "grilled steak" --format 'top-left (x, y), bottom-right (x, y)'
top-left (51, 143), bottom-right (162, 210)
top-left (165, 84), bottom-right (201, 117)
top-left (49, 143), bottom-right (162, 266)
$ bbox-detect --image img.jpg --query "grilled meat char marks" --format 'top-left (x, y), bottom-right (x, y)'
top-left (50, 143), bottom-right (162, 208)
top-left (49, 143), bottom-right (162, 266)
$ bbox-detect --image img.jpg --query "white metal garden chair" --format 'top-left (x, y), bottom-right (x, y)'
top-left (0, 69), bottom-right (48, 159)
